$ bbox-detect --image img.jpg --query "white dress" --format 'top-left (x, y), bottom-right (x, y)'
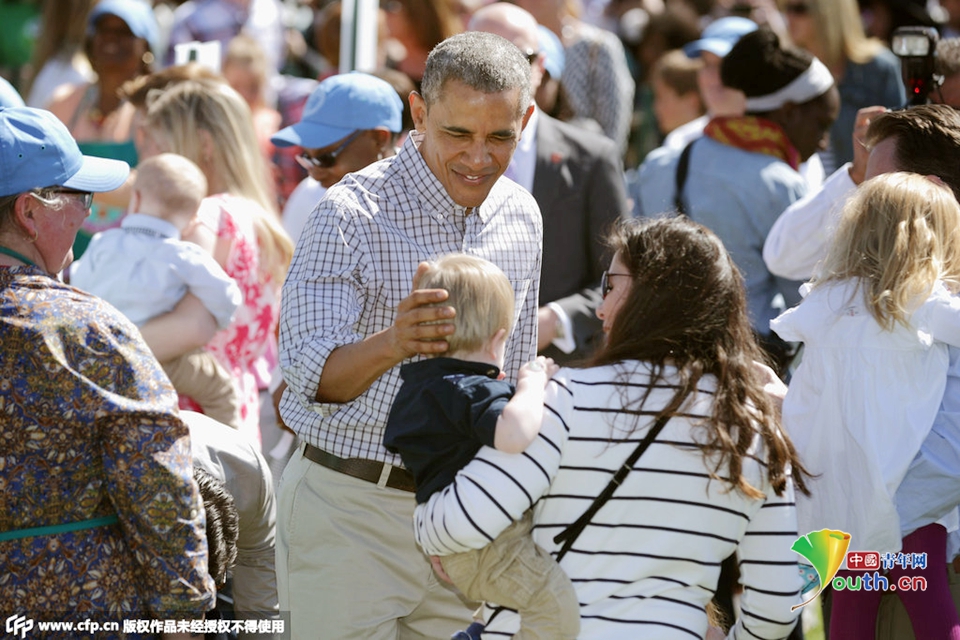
top-left (772, 279), bottom-right (960, 554)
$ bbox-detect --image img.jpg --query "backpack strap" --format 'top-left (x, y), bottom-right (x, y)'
top-left (674, 139), bottom-right (697, 216)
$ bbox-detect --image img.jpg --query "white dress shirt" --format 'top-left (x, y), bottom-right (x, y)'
top-left (505, 107), bottom-right (538, 193)
top-left (71, 213), bottom-right (241, 329)
top-left (763, 163), bottom-right (857, 281)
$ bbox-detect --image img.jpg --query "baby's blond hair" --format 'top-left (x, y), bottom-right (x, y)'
top-left (816, 172), bottom-right (960, 330)
top-left (415, 253), bottom-right (516, 355)
top-left (133, 153), bottom-right (208, 228)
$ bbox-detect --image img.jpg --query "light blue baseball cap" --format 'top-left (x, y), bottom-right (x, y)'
top-left (271, 72), bottom-right (404, 150)
top-left (0, 107), bottom-right (130, 198)
top-left (683, 17), bottom-right (758, 59)
top-left (88, 0), bottom-right (161, 54)
top-left (538, 25), bottom-right (565, 79)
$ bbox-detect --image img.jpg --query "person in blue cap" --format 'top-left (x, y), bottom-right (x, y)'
top-left (47, 0), bottom-right (159, 145)
top-left (0, 106), bottom-right (215, 633)
top-left (664, 16), bottom-right (759, 150)
top-left (47, 0), bottom-right (161, 259)
top-left (272, 71), bottom-right (405, 244)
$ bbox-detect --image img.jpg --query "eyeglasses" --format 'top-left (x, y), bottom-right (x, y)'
top-left (784, 2), bottom-right (810, 15)
top-left (50, 189), bottom-right (94, 210)
top-left (600, 270), bottom-right (631, 298)
top-left (522, 49), bottom-right (540, 65)
top-left (296, 131), bottom-right (362, 170)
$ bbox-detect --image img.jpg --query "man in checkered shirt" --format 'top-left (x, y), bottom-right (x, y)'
top-left (276, 32), bottom-right (543, 638)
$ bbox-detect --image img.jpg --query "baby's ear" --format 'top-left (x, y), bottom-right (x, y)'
top-left (412, 261), bottom-right (431, 289)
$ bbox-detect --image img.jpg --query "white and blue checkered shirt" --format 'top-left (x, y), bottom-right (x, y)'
top-left (279, 133), bottom-right (543, 463)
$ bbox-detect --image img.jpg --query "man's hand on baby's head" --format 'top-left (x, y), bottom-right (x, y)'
top-left (391, 287), bottom-right (455, 359)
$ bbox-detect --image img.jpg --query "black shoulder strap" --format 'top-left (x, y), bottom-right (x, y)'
top-left (674, 139), bottom-right (697, 216)
top-left (484, 405), bottom-right (680, 630)
top-left (552, 410), bottom-right (674, 562)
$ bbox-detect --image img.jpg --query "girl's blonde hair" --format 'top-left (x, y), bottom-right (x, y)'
top-left (144, 79), bottom-right (293, 283)
top-left (414, 254), bottom-right (516, 355)
top-left (816, 172), bottom-right (960, 330)
top-left (788, 0), bottom-right (882, 68)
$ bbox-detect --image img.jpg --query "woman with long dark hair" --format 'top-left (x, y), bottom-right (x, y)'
top-left (416, 216), bottom-right (809, 638)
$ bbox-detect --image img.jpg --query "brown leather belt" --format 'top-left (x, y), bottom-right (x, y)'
top-left (302, 443), bottom-right (416, 493)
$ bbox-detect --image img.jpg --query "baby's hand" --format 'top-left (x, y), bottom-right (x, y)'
top-left (705, 625), bottom-right (726, 640)
top-left (429, 555), bottom-right (453, 584)
top-left (519, 356), bottom-right (559, 386)
top-left (753, 360), bottom-right (787, 415)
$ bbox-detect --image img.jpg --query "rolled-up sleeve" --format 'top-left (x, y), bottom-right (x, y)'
top-left (279, 199), bottom-right (366, 414)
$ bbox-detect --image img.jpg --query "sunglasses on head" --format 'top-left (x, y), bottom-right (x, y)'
top-left (601, 270), bottom-right (631, 298)
top-left (784, 2), bottom-right (810, 15)
top-left (297, 131), bottom-right (362, 170)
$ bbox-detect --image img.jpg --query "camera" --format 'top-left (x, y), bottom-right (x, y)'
top-left (892, 26), bottom-right (942, 106)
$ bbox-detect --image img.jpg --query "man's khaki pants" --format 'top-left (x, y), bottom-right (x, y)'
top-left (276, 450), bottom-right (473, 639)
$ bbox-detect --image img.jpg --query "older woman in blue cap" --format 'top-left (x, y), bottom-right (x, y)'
top-left (0, 106), bottom-right (215, 634)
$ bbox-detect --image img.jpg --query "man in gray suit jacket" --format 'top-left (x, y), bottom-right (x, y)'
top-left (470, 3), bottom-right (630, 363)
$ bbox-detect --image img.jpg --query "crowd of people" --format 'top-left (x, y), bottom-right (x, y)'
top-left (3, 0), bottom-right (960, 639)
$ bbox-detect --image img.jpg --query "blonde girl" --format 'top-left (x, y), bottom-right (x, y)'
top-left (772, 171), bottom-right (960, 639)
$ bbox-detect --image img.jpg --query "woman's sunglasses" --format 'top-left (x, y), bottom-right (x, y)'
top-left (50, 189), bottom-right (94, 210)
top-left (601, 270), bottom-right (631, 298)
top-left (296, 131), bottom-right (362, 170)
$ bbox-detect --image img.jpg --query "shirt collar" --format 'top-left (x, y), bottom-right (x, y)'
top-left (120, 213), bottom-right (181, 240)
top-left (518, 106), bottom-right (538, 156)
top-left (400, 356), bottom-right (501, 381)
top-left (507, 107), bottom-right (538, 193)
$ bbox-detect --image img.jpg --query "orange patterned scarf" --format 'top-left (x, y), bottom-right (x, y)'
top-left (703, 116), bottom-right (801, 171)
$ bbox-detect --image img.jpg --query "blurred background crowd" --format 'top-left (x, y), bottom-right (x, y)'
top-left (0, 0), bottom-right (956, 198)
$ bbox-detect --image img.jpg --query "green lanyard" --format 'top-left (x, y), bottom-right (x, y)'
top-left (0, 245), bottom-right (36, 267)
top-left (0, 514), bottom-right (120, 542)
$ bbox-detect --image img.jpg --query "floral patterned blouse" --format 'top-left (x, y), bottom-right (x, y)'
top-left (0, 266), bottom-right (215, 620)
top-left (193, 194), bottom-right (282, 443)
